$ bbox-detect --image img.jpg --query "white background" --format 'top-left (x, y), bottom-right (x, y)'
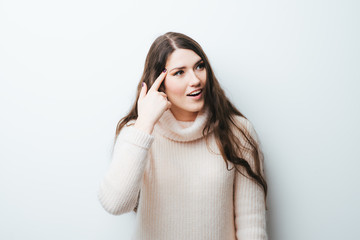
top-left (1, 0), bottom-right (359, 239)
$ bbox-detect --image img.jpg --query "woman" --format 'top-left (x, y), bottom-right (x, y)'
top-left (97, 32), bottom-right (268, 240)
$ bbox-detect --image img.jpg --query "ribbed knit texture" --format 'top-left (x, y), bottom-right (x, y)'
top-left (97, 106), bottom-right (268, 240)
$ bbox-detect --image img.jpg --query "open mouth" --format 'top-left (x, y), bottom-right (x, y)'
top-left (187, 89), bottom-right (202, 97)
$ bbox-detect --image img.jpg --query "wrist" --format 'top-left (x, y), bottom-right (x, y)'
top-left (134, 118), bottom-right (154, 135)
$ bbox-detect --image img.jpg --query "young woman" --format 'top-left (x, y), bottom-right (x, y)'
top-left (97, 32), bottom-right (268, 240)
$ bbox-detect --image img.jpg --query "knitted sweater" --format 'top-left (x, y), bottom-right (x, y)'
top-left (97, 106), bottom-right (268, 240)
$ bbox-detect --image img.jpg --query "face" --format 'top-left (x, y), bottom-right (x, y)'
top-left (164, 49), bottom-right (207, 121)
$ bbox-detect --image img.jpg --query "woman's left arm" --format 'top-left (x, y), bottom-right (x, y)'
top-left (233, 117), bottom-right (268, 240)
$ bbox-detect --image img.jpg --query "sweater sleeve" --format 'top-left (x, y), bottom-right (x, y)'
top-left (233, 117), bottom-right (268, 239)
top-left (97, 122), bottom-right (155, 215)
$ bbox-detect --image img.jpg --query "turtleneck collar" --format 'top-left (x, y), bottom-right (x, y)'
top-left (154, 105), bottom-right (214, 142)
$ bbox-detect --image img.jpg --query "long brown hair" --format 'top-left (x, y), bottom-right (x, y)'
top-left (113, 32), bottom-right (268, 212)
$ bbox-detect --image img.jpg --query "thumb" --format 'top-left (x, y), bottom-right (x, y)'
top-left (139, 82), bottom-right (147, 100)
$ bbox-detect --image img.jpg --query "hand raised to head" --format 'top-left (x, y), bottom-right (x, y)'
top-left (135, 69), bottom-right (172, 134)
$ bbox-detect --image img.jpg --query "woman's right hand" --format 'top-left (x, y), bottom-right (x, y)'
top-left (134, 69), bottom-right (172, 134)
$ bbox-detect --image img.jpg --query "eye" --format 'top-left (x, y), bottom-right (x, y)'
top-left (174, 70), bottom-right (184, 76)
top-left (197, 62), bottom-right (205, 70)
top-left (173, 62), bottom-right (205, 77)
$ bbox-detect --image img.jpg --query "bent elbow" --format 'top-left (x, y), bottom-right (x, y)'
top-left (97, 182), bottom-right (138, 216)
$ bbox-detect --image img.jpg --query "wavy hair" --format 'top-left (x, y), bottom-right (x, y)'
top-left (113, 32), bottom-right (268, 212)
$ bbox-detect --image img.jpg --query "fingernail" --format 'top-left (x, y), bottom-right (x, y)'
top-left (163, 68), bottom-right (167, 73)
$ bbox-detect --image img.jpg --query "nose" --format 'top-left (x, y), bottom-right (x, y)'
top-left (188, 70), bottom-right (201, 86)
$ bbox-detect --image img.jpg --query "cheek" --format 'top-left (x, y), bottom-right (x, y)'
top-left (200, 72), bottom-right (207, 83)
top-left (164, 79), bottom-right (186, 96)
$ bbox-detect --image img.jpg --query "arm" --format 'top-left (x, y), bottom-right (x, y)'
top-left (97, 122), bottom-right (154, 215)
top-left (233, 117), bottom-right (268, 239)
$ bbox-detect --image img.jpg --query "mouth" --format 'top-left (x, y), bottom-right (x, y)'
top-left (187, 89), bottom-right (203, 97)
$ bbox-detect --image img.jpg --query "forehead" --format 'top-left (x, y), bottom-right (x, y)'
top-left (165, 49), bottom-right (201, 67)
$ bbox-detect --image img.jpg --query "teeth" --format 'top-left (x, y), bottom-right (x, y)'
top-left (189, 90), bottom-right (201, 96)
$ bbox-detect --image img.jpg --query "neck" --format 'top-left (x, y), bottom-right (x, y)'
top-left (170, 108), bottom-right (200, 122)
top-left (154, 105), bottom-right (213, 142)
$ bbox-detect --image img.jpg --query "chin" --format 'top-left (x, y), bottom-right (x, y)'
top-left (172, 100), bottom-right (205, 114)
top-left (186, 105), bottom-right (204, 113)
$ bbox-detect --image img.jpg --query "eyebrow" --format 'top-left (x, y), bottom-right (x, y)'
top-left (169, 58), bottom-right (203, 72)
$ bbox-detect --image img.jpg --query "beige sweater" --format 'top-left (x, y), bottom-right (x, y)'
top-left (97, 106), bottom-right (268, 240)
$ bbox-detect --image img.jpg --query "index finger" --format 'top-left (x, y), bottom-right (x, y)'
top-left (149, 69), bottom-right (167, 92)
